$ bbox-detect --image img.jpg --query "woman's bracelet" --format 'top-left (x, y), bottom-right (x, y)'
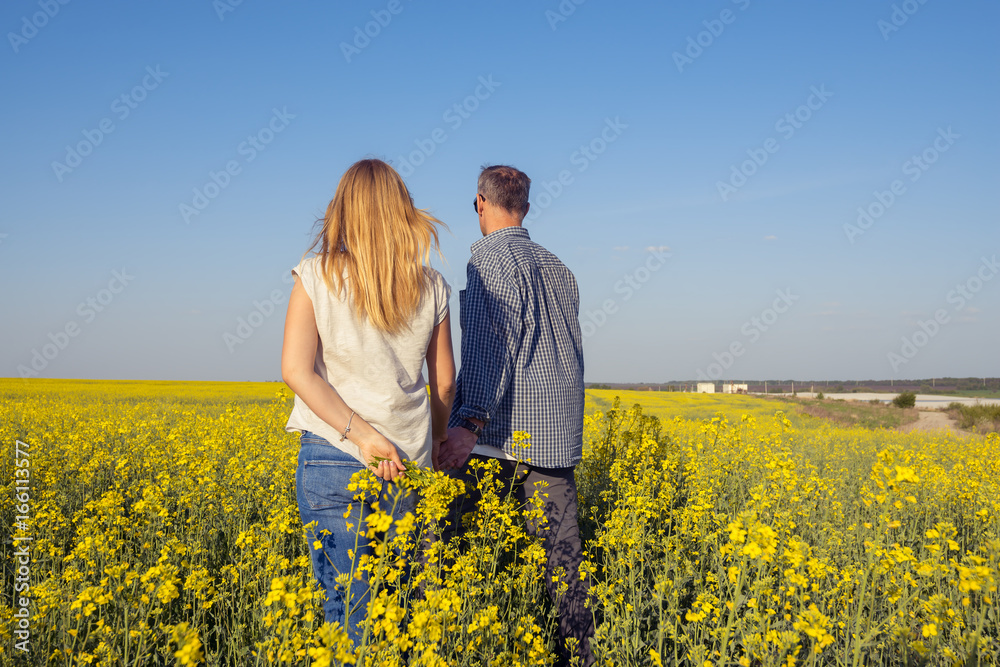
top-left (340, 411), bottom-right (356, 442)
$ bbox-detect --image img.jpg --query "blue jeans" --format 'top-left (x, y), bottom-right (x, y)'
top-left (295, 431), bottom-right (412, 644)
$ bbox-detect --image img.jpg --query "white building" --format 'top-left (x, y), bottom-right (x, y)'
top-left (722, 382), bottom-right (748, 394)
top-left (696, 382), bottom-right (715, 393)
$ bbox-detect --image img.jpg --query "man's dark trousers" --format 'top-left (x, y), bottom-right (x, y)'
top-left (444, 455), bottom-right (595, 666)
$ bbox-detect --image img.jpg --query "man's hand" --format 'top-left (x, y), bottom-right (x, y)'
top-left (439, 426), bottom-right (478, 470)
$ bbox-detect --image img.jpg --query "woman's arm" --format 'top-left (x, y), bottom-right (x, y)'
top-left (425, 312), bottom-right (456, 471)
top-left (281, 276), bottom-right (405, 481)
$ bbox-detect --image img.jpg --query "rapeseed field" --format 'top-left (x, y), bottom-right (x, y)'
top-left (1, 380), bottom-right (997, 665)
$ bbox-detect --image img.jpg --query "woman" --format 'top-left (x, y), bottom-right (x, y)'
top-left (281, 158), bottom-right (455, 638)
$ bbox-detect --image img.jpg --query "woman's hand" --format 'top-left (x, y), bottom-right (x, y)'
top-left (353, 424), bottom-right (405, 482)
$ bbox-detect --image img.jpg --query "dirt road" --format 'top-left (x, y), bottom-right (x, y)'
top-left (899, 410), bottom-right (965, 435)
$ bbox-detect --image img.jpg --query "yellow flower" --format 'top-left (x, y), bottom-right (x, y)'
top-left (792, 604), bottom-right (834, 653)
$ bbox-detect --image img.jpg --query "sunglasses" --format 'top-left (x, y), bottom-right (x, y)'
top-left (473, 193), bottom-right (484, 213)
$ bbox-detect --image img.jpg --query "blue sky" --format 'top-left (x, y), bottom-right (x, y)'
top-left (2, 0), bottom-right (997, 383)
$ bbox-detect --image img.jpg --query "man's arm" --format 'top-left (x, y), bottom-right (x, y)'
top-left (440, 260), bottom-right (523, 468)
top-left (455, 260), bottom-right (523, 423)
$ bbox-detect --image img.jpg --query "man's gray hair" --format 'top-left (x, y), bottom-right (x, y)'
top-left (478, 165), bottom-right (531, 219)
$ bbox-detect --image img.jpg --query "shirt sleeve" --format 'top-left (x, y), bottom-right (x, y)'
top-left (454, 258), bottom-right (523, 423)
top-left (434, 271), bottom-right (451, 326)
top-left (291, 257), bottom-right (314, 302)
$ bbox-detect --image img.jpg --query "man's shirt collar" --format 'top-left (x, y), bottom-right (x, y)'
top-left (471, 225), bottom-right (530, 253)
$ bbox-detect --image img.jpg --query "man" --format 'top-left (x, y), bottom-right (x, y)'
top-left (440, 165), bottom-right (593, 665)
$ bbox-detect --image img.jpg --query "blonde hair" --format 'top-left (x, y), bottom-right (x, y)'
top-left (307, 158), bottom-right (445, 334)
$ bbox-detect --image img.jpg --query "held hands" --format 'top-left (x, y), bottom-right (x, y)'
top-left (432, 433), bottom-right (446, 472)
top-left (350, 411), bottom-right (469, 477)
top-left (439, 426), bottom-right (478, 470)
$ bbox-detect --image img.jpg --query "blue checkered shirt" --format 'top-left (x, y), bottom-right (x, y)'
top-left (449, 226), bottom-right (585, 468)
